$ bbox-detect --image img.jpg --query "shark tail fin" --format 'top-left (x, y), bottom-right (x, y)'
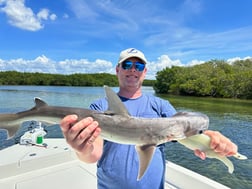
top-left (216, 156), bottom-right (234, 174)
top-left (0, 114), bottom-right (20, 138)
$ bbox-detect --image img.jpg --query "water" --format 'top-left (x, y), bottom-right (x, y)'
top-left (161, 95), bottom-right (252, 189)
top-left (0, 86), bottom-right (251, 188)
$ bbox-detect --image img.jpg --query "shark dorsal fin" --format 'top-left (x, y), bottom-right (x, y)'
top-left (104, 86), bottom-right (130, 116)
top-left (34, 97), bottom-right (48, 107)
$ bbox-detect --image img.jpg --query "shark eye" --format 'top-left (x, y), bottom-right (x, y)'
top-left (199, 130), bottom-right (204, 134)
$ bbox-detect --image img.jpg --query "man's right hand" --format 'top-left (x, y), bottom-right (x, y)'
top-left (60, 115), bottom-right (103, 163)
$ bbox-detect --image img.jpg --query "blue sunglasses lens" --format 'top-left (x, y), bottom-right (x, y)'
top-left (122, 61), bottom-right (133, 70)
top-left (135, 62), bottom-right (145, 71)
top-left (121, 61), bottom-right (145, 71)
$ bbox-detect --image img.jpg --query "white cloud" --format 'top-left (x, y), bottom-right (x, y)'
top-left (0, 55), bottom-right (56, 73)
top-left (0, 0), bottom-right (56, 31)
top-left (0, 55), bottom-right (250, 80)
top-left (50, 14), bottom-right (57, 20)
top-left (57, 58), bottom-right (114, 74)
top-left (186, 59), bottom-right (205, 66)
top-left (37, 9), bottom-right (49, 20)
top-left (227, 56), bottom-right (252, 64)
top-left (146, 55), bottom-right (183, 79)
top-left (67, 0), bottom-right (98, 19)
top-left (0, 55), bottom-right (114, 75)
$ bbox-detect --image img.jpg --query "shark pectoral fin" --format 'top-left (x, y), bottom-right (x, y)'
top-left (135, 144), bottom-right (156, 180)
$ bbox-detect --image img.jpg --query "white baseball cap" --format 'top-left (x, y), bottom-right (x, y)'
top-left (118, 48), bottom-right (147, 64)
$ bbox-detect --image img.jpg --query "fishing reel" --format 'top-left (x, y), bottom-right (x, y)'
top-left (19, 121), bottom-right (47, 147)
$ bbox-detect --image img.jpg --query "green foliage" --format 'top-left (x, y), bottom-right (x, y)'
top-left (154, 59), bottom-right (252, 99)
top-left (0, 72), bottom-right (119, 87)
top-left (0, 71), bottom-right (155, 87)
top-left (143, 79), bottom-right (155, 86)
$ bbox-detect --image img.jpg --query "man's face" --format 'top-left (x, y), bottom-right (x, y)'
top-left (116, 57), bottom-right (147, 89)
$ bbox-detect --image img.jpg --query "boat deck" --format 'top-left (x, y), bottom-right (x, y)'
top-left (0, 139), bottom-right (230, 189)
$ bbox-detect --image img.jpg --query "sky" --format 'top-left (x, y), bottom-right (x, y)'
top-left (0, 0), bottom-right (252, 79)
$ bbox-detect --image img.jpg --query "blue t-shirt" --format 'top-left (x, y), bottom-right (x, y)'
top-left (90, 93), bottom-right (176, 189)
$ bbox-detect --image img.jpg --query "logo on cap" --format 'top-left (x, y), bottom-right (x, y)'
top-left (127, 48), bottom-right (138, 54)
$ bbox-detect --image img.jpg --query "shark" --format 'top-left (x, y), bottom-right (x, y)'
top-left (0, 86), bottom-right (246, 179)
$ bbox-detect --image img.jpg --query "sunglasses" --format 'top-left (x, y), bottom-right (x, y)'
top-left (121, 61), bottom-right (146, 72)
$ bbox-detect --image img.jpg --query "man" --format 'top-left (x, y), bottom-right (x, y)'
top-left (60, 48), bottom-right (237, 189)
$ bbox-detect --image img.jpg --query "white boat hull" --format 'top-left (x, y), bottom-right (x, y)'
top-left (0, 139), bottom-right (230, 189)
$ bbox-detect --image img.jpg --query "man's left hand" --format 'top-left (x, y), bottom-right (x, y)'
top-left (194, 130), bottom-right (238, 160)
